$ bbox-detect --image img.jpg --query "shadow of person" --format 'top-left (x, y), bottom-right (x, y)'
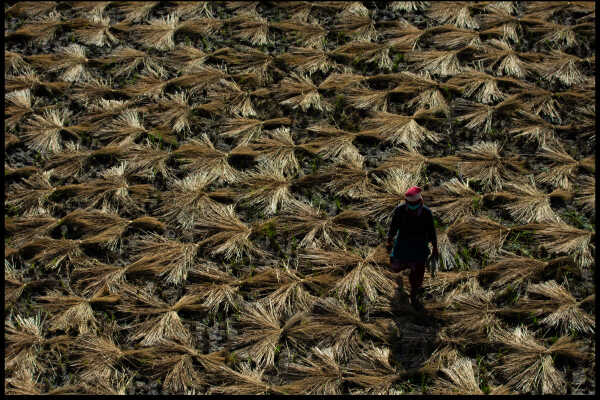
top-left (386, 271), bottom-right (441, 378)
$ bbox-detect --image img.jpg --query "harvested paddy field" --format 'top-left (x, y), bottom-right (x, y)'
top-left (4, 1), bottom-right (596, 395)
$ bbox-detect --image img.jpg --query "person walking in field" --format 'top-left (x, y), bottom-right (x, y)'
top-left (386, 186), bottom-right (438, 311)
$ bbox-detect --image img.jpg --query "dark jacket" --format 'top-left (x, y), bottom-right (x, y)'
top-left (387, 203), bottom-right (437, 262)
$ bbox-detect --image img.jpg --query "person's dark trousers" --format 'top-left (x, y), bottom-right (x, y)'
top-left (390, 258), bottom-right (426, 304)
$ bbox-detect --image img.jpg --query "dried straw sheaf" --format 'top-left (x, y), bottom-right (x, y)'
top-left (194, 203), bottom-right (272, 261)
top-left (375, 147), bottom-right (459, 176)
top-left (35, 287), bottom-right (119, 335)
top-left (575, 175), bottom-right (595, 215)
top-left (516, 280), bottom-right (594, 335)
top-left (5, 260), bottom-right (55, 309)
top-left (431, 357), bottom-right (511, 394)
top-left (173, 134), bottom-right (243, 184)
top-left (436, 280), bottom-right (505, 345)
top-left (528, 222), bottom-right (594, 269)
top-left (300, 246), bottom-right (395, 303)
top-left (95, 47), bottom-right (167, 79)
top-left (535, 145), bottom-right (595, 191)
top-left (6, 170), bottom-right (56, 214)
top-left (143, 340), bottom-right (224, 393)
top-left (449, 216), bottom-right (513, 258)
top-left (301, 124), bottom-right (367, 166)
top-left (220, 116), bottom-right (292, 148)
top-left (491, 326), bottom-right (588, 394)
top-left (476, 39), bottom-right (542, 78)
top-left (186, 264), bottom-right (246, 315)
top-left (126, 232), bottom-right (199, 284)
top-left (245, 127), bottom-right (305, 175)
top-left (427, 1), bottom-right (481, 29)
top-left (210, 362), bottom-right (284, 395)
top-left (479, 253), bottom-right (573, 290)
top-left (277, 200), bottom-right (372, 249)
top-left (232, 302), bottom-right (306, 368)
top-left (427, 178), bottom-right (488, 224)
top-left (297, 297), bottom-right (392, 360)
top-left (7, 11), bottom-right (65, 45)
top-left (117, 285), bottom-right (203, 346)
top-left (535, 50), bottom-right (592, 87)
top-left (278, 346), bottom-right (348, 394)
top-left (457, 141), bottom-right (527, 191)
top-left (361, 109), bottom-right (442, 150)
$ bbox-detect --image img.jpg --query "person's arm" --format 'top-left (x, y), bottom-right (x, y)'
top-left (387, 207), bottom-right (400, 251)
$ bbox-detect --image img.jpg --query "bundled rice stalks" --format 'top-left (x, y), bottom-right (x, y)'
top-left (173, 134), bottom-right (242, 183)
top-left (574, 103), bottom-right (595, 145)
top-left (333, 40), bottom-right (400, 71)
top-left (271, 19), bottom-right (326, 48)
top-left (157, 171), bottom-right (232, 230)
top-left (120, 141), bottom-right (174, 181)
top-left (127, 232), bottom-right (199, 284)
top-left (434, 228), bottom-right (460, 271)
top-left (448, 70), bottom-right (527, 104)
top-left (194, 203), bottom-right (270, 261)
top-left (5, 50), bottom-right (30, 75)
top-left (227, 14), bottom-right (270, 45)
top-left (233, 161), bottom-right (296, 215)
top-left (117, 285), bottom-right (203, 346)
top-left (113, 1), bottom-right (160, 23)
top-left (71, 331), bottom-right (154, 383)
top-left (491, 178), bottom-right (568, 223)
top-left (6, 170), bottom-right (56, 214)
top-left (95, 47), bottom-right (167, 79)
top-left (405, 47), bottom-right (473, 77)
top-left (81, 368), bottom-right (135, 395)
top-left (35, 287), bottom-right (119, 335)
top-left (479, 5), bottom-right (543, 43)
top-left (60, 207), bottom-right (165, 252)
top-left (72, 257), bottom-right (132, 296)
top-left (171, 1), bottom-right (213, 18)
top-left (220, 116), bottom-right (292, 148)
top-left (26, 44), bottom-right (93, 83)
top-left (278, 346), bottom-right (348, 394)
top-left (491, 326), bottom-right (588, 394)
top-left (436, 280), bottom-right (504, 345)
top-left (574, 175), bottom-right (595, 214)
top-left (525, 1), bottom-right (595, 20)
top-left (275, 73), bottom-right (332, 112)
top-left (280, 46), bottom-right (344, 76)
top-left (508, 110), bottom-right (575, 146)
top-left (5, 260), bottom-right (54, 309)
top-left (454, 95), bottom-right (523, 134)
top-left (278, 200), bottom-right (371, 248)
top-left (210, 362), bottom-right (284, 395)
top-left (528, 222), bottom-right (594, 269)
top-left (244, 264), bottom-right (335, 314)
top-left (379, 18), bottom-right (433, 51)
top-left (297, 298), bottom-right (392, 360)
top-left (316, 159), bottom-right (376, 200)
top-left (302, 124), bottom-right (365, 165)
top-left (344, 84), bottom-right (407, 112)
top-left (5, 313), bottom-right (70, 379)
top-left (68, 11), bottom-right (118, 47)
top-left (6, 369), bottom-right (84, 395)
top-left (516, 280), bottom-right (594, 335)
top-left (457, 141), bottom-right (527, 191)
top-left (479, 253), bottom-right (573, 290)
top-left (347, 344), bottom-right (436, 394)
top-left (5, 88), bottom-right (55, 130)
top-left (5, 207), bottom-right (59, 248)
top-left (18, 236), bottom-right (85, 270)
top-left (145, 90), bottom-right (212, 134)
top-left (59, 162), bottom-right (155, 212)
top-left (186, 264), bottom-right (245, 315)
top-left (476, 39), bottom-right (542, 78)
top-left (423, 271), bottom-right (479, 300)
top-left (6, 11), bottom-right (64, 45)
top-left (333, 13), bottom-right (377, 42)
top-left (449, 216), bottom-right (512, 257)
top-left (529, 20), bottom-right (594, 49)
top-left (362, 109), bottom-right (442, 149)
top-left (317, 71), bottom-right (366, 90)
top-left (356, 167), bottom-right (420, 224)
top-left (375, 147), bottom-right (459, 175)
top-left (431, 357), bottom-right (511, 394)
top-left (301, 246), bottom-right (395, 303)
top-left (6, 66), bottom-right (69, 93)
top-left (427, 1), bottom-right (481, 29)
top-left (21, 108), bottom-right (91, 155)
top-left (427, 178), bottom-right (486, 224)
top-left (142, 340), bottom-right (224, 393)
top-left (37, 142), bottom-right (89, 179)
top-left (232, 302), bottom-right (306, 368)
top-left (212, 46), bottom-right (283, 85)
top-left (6, 1), bottom-right (57, 17)
top-left (534, 50), bottom-right (591, 87)
top-left (535, 145), bottom-right (595, 190)
top-left (246, 127), bottom-right (304, 175)
top-left (205, 78), bottom-right (265, 117)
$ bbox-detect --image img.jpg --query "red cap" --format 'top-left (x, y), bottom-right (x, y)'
top-left (405, 186), bottom-right (422, 201)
